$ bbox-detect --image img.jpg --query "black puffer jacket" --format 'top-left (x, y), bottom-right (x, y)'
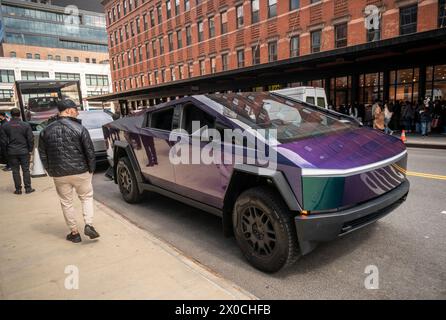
top-left (39, 116), bottom-right (95, 177)
top-left (0, 118), bottom-right (34, 156)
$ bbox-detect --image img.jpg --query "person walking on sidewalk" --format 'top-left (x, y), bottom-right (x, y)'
top-left (38, 99), bottom-right (100, 243)
top-left (384, 103), bottom-right (394, 135)
top-left (0, 108), bottom-right (35, 194)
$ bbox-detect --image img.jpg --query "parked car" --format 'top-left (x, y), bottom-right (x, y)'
top-left (77, 110), bottom-right (113, 163)
top-left (103, 92), bottom-right (409, 273)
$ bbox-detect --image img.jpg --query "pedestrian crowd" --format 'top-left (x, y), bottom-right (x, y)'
top-left (328, 99), bottom-right (446, 136)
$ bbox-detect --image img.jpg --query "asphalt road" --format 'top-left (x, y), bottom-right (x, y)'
top-left (93, 148), bottom-right (446, 299)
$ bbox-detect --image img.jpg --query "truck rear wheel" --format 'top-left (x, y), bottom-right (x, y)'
top-left (233, 186), bottom-right (300, 273)
top-left (116, 157), bottom-right (142, 203)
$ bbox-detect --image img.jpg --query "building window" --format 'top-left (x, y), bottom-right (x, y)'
top-left (74, 57), bottom-right (79, 62)
top-left (426, 64), bottom-right (446, 100)
top-left (127, 51), bottom-right (131, 65)
top-left (148, 73), bottom-right (153, 85)
top-left (55, 55), bottom-right (61, 61)
top-left (236, 5), bottom-right (244, 28)
top-left (154, 70), bottom-right (159, 84)
top-left (166, 1), bottom-right (172, 19)
top-left (335, 23), bottom-right (347, 48)
top-left (185, 0), bottom-right (190, 11)
top-left (117, 4), bottom-right (121, 18)
top-left (210, 57), bottom-right (216, 73)
top-left (124, 0), bottom-right (127, 15)
top-left (311, 30), bottom-right (321, 53)
top-left (188, 62), bottom-right (194, 77)
top-left (290, 36), bottom-right (299, 57)
top-left (177, 30), bottom-right (183, 48)
top-left (86, 74), bottom-right (109, 86)
top-left (55, 72), bottom-right (80, 81)
top-left (237, 50), bottom-right (245, 68)
top-left (10, 52), bottom-right (16, 58)
top-left (129, 0), bottom-right (133, 11)
top-left (136, 17), bottom-right (141, 34)
top-left (389, 68), bottom-right (419, 103)
top-left (26, 53), bottom-right (32, 59)
top-left (439, 0), bottom-right (446, 27)
top-left (48, 54), bottom-right (53, 60)
top-left (0, 70), bottom-right (15, 83)
top-left (150, 10), bottom-right (155, 27)
top-left (0, 89), bottom-right (14, 101)
top-left (92, 58), bottom-right (97, 64)
top-left (120, 28), bottom-right (124, 42)
top-left (199, 60), bottom-right (205, 75)
top-left (66, 56), bottom-right (72, 62)
top-left (186, 26), bottom-right (192, 45)
top-left (142, 14), bottom-right (148, 31)
top-left (139, 46), bottom-right (143, 61)
top-left (209, 17), bottom-right (215, 38)
top-left (130, 21), bottom-right (135, 37)
top-left (168, 33), bottom-right (174, 51)
top-left (152, 40), bottom-right (157, 56)
top-left (221, 11), bottom-right (228, 34)
top-left (171, 67), bottom-right (176, 81)
top-left (125, 24), bottom-right (129, 39)
top-left (252, 45), bottom-right (260, 65)
top-left (21, 71), bottom-right (49, 80)
top-left (157, 5), bottom-right (162, 23)
top-left (161, 69), bottom-right (166, 82)
top-left (268, 41), bottom-right (277, 62)
top-left (198, 21), bottom-right (204, 42)
top-left (178, 65), bottom-right (184, 79)
top-left (268, 0), bottom-right (277, 18)
top-left (159, 37), bottom-right (164, 54)
top-left (290, 0), bottom-right (299, 10)
top-left (400, 5), bottom-right (418, 35)
top-left (133, 48), bottom-right (137, 63)
top-left (222, 53), bottom-right (228, 71)
top-left (251, 0), bottom-right (259, 23)
top-left (86, 58), bottom-right (91, 63)
top-left (146, 43), bottom-right (150, 59)
top-left (174, 0), bottom-right (180, 16)
top-left (329, 76), bottom-right (351, 108)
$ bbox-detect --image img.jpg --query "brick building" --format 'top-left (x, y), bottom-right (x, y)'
top-left (95, 0), bottom-right (446, 113)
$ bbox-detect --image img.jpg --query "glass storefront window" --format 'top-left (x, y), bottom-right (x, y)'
top-left (359, 72), bottom-right (383, 105)
top-left (389, 68), bottom-right (419, 103)
top-left (426, 64), bottom-right (446, 101)
top-left (330, 76), bottom-right (351, 108)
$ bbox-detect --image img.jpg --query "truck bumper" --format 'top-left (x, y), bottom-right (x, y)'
top-left (294, 179), bottom-right (410, 255)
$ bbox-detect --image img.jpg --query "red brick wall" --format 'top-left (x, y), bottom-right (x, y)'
top-left (103, 0), bottom-right (441, 93)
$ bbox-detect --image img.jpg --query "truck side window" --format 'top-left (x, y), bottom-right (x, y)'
top-left (181, 103), bottom-right (215, 134)
top-left (150, 108), bottom-right (174, 131)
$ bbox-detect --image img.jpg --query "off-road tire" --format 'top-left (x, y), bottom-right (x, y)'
top-left (233, 186), bottom-right (300, 273)
top-left (116, 157), bottom-right (142, 203)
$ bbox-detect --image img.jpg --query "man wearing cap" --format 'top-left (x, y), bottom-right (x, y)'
top-left (0, 108), bottom-right (34, 194)
top-left (39, 99), bottom-right (100, 243)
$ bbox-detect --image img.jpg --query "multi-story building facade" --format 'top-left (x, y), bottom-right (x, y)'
top-left (0, 0), bottom-right (113, 110)
top-left (99, 0), bottom-right (445, 113)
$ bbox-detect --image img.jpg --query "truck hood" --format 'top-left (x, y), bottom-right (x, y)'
top-left (278, 127), bottom-right (406, 171)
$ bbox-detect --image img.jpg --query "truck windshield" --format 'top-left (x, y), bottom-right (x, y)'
top-left (206, 92), bottom-right (355, 143)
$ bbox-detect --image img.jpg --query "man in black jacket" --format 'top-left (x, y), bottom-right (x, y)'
top-left (0, 108), bottom-right (35, 194)
top-left (39, 100), bottom-right (100, 243)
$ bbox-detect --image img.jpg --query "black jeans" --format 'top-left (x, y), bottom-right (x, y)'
top-left (8, 154), bottom-right (31, 190)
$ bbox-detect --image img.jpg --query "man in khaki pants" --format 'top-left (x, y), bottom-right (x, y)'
top-left (39, 100), bottom-right (100, 243)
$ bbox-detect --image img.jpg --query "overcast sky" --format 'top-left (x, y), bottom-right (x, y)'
top-left (52, 0), bottom-right (104, 13)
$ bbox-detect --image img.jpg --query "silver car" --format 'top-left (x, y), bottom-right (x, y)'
top-left (77, 110), bottom-right (113, 163)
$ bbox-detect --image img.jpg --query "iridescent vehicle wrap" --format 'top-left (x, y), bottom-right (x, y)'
top-left (103, 92), bottom-right (409, 272)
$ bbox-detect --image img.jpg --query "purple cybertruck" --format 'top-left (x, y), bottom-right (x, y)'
top-left (103, 92), bottom-right (409, 273)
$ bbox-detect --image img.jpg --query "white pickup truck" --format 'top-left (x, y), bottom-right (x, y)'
top-left (272, 86), bottom-right (328, 109)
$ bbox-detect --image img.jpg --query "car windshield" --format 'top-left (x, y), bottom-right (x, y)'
top-left (206, 92), bottom-right (356, 143)
top-left (78, 112), bottom-right (113, 130)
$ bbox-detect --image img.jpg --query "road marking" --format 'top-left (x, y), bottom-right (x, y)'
top-left (392, 164), bottom-right (446, 181)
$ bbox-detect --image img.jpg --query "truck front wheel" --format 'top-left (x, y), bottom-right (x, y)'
top-left (116, 157), bottom-right (142, 203)
top-left (233, 186), bottom-right (300, 273)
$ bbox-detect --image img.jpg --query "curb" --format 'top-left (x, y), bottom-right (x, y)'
top-left (405, 143), bottom-right (446, 150)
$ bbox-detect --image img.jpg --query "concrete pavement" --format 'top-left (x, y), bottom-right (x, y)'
top-left (0, 170), bottom-right (256, 300)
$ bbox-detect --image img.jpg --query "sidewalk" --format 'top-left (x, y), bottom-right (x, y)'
top-left (0, 170), bottom-right (256, 300)
top-left (391, 132), bottom-right (446, 149)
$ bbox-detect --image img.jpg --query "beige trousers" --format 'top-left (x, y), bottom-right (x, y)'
top-left (53, 171), bottom-right (94, 232)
